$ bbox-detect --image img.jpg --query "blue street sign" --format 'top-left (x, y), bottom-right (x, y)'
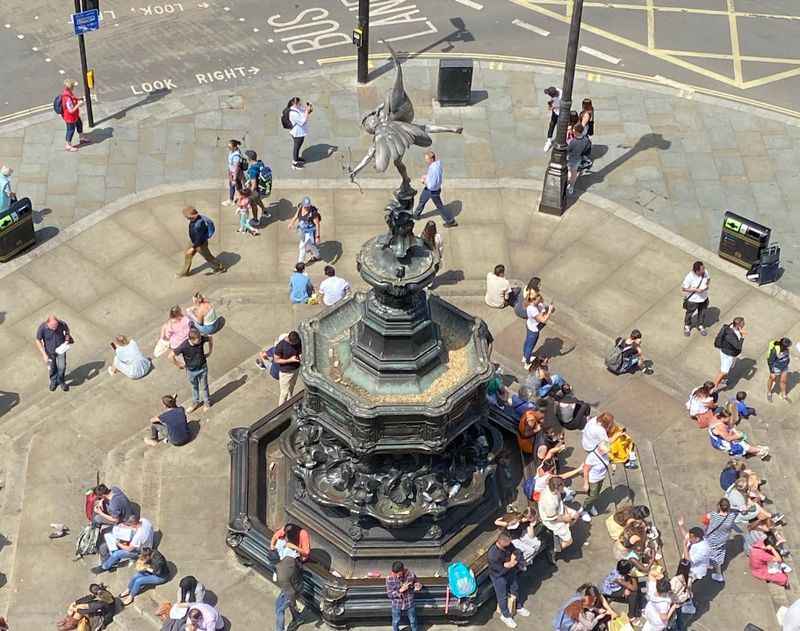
top-left (72, 9), bottom-right (100, 35)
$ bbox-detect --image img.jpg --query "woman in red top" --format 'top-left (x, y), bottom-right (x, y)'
top-left (61, 79), bottom-right (86, 152)
top-left (270, 523), bottom-right (311, 561)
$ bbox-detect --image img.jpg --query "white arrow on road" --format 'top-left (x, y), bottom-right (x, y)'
top-left (249, 66), bottom-right (259, 75)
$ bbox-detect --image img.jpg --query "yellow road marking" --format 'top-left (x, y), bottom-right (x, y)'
top-left (656, 50), bottom-right (800, 65)
top-left (645, 0), bottom-right (655, 49)
top-left (0, 103), bottom-right (51, 124)
top-left (509, 0), bottom-right (800, 89)
top-left (520, 0), bottom-right (800, 20)
top-left (727, 0), bottom-right (743, 86)
top-left (316, 51), bottom-right (800, 120)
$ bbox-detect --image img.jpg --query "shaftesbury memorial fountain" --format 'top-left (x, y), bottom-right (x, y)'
top-left (227, 48), bottom-right (516, 626)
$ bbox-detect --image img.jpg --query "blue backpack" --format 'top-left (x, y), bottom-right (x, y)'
top-left (53, 95), bottom-right (63, 115)
top-left (522, 476), bottom-right (536, 501)
top-left (201, 215), bottom-right (216, 239)
top-left (447, 562), bottom-right (476, 598)
top-left (552, 594), bottom-right (581, 631)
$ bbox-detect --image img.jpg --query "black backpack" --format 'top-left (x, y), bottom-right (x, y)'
top-left (281, 107), bottom-right (293, 130)
top-left (53, 94), bottom-right (63, 115)
top-left (713, 324), bottom-right (727, 349)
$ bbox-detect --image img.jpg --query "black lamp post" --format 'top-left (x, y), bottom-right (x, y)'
top-left (356, 0), bottom-right (370, 84)
top-left (538, 0), bottom-right (585, 215)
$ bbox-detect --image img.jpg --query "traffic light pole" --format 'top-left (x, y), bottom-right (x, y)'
top-left (74, 0), bottom-right (95, 127)
top-left (357, 0), bottom-right (369, 84)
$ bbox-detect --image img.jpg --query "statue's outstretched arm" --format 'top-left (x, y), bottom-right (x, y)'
top-left (423, 124), bottom-right (463, 134)
top-left (349, 145), bottom-right (377, 180)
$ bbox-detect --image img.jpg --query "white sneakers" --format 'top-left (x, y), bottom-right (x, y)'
top-left (517, 607), bottom-right (531, 617)
top-left (581, 511), bottom-right (592, 523)
top-left (711, 572), bottom-right (725, 582)
top-left (543, 138), bottom-right (553, 152)
top-left (589, 506), bottom-right (599, 517)
top-left (563, 488), bottom-right (576, 502)
top-left (500, 615), bottom-right (517, 628)
top-left (566, 184), bottom-right (575, 196)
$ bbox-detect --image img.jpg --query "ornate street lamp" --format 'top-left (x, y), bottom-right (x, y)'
top-left (538, 0), bottom-right (585, 215)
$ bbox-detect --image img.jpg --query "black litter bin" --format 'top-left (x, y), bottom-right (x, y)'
top-left (718, 210), bottom-right (770, 269)
top-left (0, 197), bottom-right (36, 261)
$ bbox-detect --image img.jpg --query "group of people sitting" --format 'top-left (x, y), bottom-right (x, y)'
top-left (686, 382), bottom-right (769, 459)
top-left (58, 482), bottom-right (222, 630)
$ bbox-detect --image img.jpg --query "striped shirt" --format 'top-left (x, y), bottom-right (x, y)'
top-left (704, 511), bottom-right (736, 565)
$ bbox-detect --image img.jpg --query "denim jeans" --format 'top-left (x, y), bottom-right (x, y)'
top-left (522, 328), bottom-right (540, 363)
top-left (65, 118), bottom-right (83, 143)
top-left (620, 356), bottom-right (640, 373)
top-left (128, 571), bottom-right (167, 596)
top-left (101, 548), bottom-right (138, 571)
top-left (415, 188), bottom-right (454, 224)
top-left (490, 573), bottom-right (519, 618)
top-left (48, 353), bottom-right (67, 389)
top-left (186, 366), bottom-right (210, 406)
top-left (391, 605), bottom-right (418, 631)
top-left (276, 592), bottom-right (301, 631)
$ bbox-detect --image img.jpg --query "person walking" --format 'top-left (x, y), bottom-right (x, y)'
top-left (242, 149), bottom-right (271, 224)
top-left (35, 314), bottom-right (73, 392)
top-left (713, 317), bottom-right (745, 388)
top-left (59, 79), bottom-right (88, 152)
top-left (702, 498), bottom-right (737, 583)
top-left (766, 337), bottom-right (792, 402)
top-left (412, 151), bottom-right (457, 227)
top-left (522, 289), bottom-right (554, 369)
top-left (288, 197), bottom-right (321, 264)
top-left (543, 86), bottom-right (561, 152)
top-left (177, 207), bottom-right (226, 277)
top-left (0, 165), bottom-right (16, 211)
top-left (234, 193), bottom-right (260, 236)
top-left (171, 329), bottom-right (213, 413)
top-left (222, 139), bottom-right (243, 207)
top-left (275, 331), bottom-right (302, 405)
top-left (286, 97), bottom-right (312, 170)
top-left (682, 261), bottom-right (710, 336)
top-left (319, 265), bottom-right (351, 306)
top-left (488, 532), bottom-right (530, 628)
top-left (385, 561), bottom-right (422, 631)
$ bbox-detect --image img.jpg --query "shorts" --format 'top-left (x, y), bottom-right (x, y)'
top-left (770, 365), bottom-right (787, 375)
top-left (719, 351), bottom-right (737, 374)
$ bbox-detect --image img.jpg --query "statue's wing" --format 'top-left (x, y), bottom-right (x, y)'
top-left (374, 122), bottom-right (415, 171)
top-left (384, 42), bottom-right (415, 124)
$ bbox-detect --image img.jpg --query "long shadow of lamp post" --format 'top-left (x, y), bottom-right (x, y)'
top-left (539, 0), bottom-right (585, 216)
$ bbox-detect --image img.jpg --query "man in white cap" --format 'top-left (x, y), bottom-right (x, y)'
top-left (0, 165), bottom-right (15, 211)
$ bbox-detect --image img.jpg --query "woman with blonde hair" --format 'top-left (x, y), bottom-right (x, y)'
top-left (108, 335), bottom-right (151, 379)
top-left (59, 79), bottom-right (88, 152)
top-left (522, 289), bottom-right (554, 369)
top-left (186, 292), bottom-right (222, 335)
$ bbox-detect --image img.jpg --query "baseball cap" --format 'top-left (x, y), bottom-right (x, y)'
top-left (301, 196), bottom-right (311, 207)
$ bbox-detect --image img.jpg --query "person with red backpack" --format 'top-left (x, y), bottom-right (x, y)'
top-left (57, 79), bottom-right (88, 152)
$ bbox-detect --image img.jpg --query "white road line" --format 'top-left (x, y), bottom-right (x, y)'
top-left (453, 0), bottom-right (484, 10)
top-left (579, 46), bottom-right (621, 65)
top-left (512, 18), bottom-right (550, 37)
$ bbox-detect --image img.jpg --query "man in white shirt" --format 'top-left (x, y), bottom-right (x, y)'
top-left (681, 260), bottom-right (710, 337)
top-left (288, 97), bottom-right (312, 170)
top-left (94, 514), bottom-right (154, 573)
top-left (582, 442), bottom-right (610, 519)
top-left (485, 264), bottom-right (513, 308)
top-left (319, 265), bottom-right (351, 306)
top-left (675, 518), bottom-right (711, 616)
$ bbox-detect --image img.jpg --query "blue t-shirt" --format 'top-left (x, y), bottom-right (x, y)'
top-left (601, 568), bottom-right (623, 595)
top-left (107, 486), bottom-right (135, 522)
top-left (0, 174), bottom-right (11, 211)
top-left (289, 272), bottom-right (312, 304)
top-left (158, 406), bottom-right (190, 446)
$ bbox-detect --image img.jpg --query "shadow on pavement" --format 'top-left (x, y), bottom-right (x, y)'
top-left (537, 337), bottom-right (576, 360)
top-left (318, 240), bottom-right (343, 264)
top-left (35, 225), bottom-right (60, 245)
top-left (94, 88), bottom-right (171, 125)
top-left (301, 143), bottom-right (338, 164)
top-left (570, 133), bottom-right (672, 205)
top-left (727, 357), bottom-right (757, 390)
top-left (67, 360), bottom-right (105, 387)
top-left (0, 390), bottom-right (20, 419)
top-left (211, 374), bottom-right (248, 406)
top-left (430, 269), bottom-right (464, 290)
top-left (32, 207), bottom-right (52, 225)
top-left (212, 251), bottom-right (241, 273)
top-left (83, 127), bottom-right (114, 146)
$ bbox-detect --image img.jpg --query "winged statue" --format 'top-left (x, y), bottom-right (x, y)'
top-left (348, 43), bottom-right (463, 196)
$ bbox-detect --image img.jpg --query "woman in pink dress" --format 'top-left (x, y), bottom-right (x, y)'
top-left (160, 306), bottom-right (191, 353)
top-left (749, 536), bottom-right (790, 587)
